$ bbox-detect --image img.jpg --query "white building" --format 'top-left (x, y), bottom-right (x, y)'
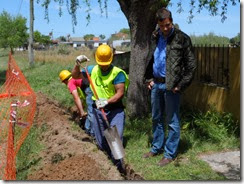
top-left (112, 39), bottom-right (131, 48)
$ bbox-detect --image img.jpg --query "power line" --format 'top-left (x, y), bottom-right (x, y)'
top-left (17, 0), bottom-right (24, 15)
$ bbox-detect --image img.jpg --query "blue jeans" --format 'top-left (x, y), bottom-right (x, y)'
top-left (150, 83), bottom-right (180, 159)
top-left (93, 107), bottom-right (125, 171)
top-left (92, 107), bottom-right (125, 155)
top-left (84, 87), bottom-right (94, 136)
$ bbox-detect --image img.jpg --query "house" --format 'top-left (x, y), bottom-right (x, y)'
top-left (111, 32), bottom-right (130, 40)
top-left (58, 36), bottom-right (108, 49)
top-left (70, 37), bottom-right (85, 48)
top-left (112, 39), bottom-right (131, 48)
top-left (85, 37), bottom-right (108, 49)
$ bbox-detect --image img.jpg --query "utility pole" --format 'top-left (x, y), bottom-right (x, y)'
top-left (28, 0), bottom-right (34, 67)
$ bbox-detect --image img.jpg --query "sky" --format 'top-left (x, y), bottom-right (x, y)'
top-left (0, 0), bottom-right (241, 40)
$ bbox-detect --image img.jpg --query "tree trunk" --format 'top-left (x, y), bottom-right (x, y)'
top-left (118, 0), bottom-right (162, 119)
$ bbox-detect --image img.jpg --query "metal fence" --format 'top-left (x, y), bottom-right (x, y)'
top-left (193, 45), bottom-right (230, 88)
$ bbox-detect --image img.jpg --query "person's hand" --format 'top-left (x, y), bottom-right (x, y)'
top-left (172, 86), bottom-right (180, 93)
top-left (95, 98), bottom-right (108, 109)
top-left (81, 112), bottom-right (87, 119)
top-left (76, 55), bottom-right (89, 66)
top-left (147, 81), bottom-right (154, 90)
top-left (79, 112), bottom-right (87, 130)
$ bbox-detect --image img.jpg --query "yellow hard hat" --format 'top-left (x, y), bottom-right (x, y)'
top-left (95, 44), bottom-right (113, 66)
top-left (59, 70), bottom-right (71, 82)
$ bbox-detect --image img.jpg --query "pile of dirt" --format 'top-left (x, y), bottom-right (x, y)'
top-left (27, 92), bottom-right (123, 180)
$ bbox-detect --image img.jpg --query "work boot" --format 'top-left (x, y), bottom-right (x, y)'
top-left (157, 157), bottom-right (173, 167)
top-left (142, 151), bottom-right (156, 158)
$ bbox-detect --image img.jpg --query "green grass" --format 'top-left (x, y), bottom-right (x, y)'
top-left (16, 123), bottom-right (46, 180)
top-left (124, 108), bottom-right (239, 180)
top-left (11, 53), bottom-right (77, 108)
top-left (0, 51), bottom-right (8, 86)
top-left (0, 51), bottom-right (240, 180)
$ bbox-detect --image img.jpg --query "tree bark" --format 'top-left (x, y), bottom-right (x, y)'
top-left (118, 0), bottom-right (162, 119)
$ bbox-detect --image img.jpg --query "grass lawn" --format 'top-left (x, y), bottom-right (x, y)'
top-left (0, 49), bottom-right (240, 180)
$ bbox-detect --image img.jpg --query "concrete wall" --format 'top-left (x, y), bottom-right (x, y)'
top-left (182, 47), bottom-right (240, 121)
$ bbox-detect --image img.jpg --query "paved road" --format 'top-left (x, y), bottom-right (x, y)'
top-left (199, 150), bottom-right (240, 180)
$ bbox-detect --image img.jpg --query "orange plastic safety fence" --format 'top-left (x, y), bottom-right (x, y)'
top-left (0, 53), bottom-right (36, 180)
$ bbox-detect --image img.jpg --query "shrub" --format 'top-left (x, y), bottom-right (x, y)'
top-left (57, 44), bottom-right (71, 55)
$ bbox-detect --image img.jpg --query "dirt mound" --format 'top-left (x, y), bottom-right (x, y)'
top-left (27, 92), bottom-right (123, 180)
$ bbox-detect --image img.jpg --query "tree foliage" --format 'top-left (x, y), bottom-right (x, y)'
top-left (83, 34), bottom-right (95, 41)
top-left (58, 36), bottom-right (67, 42)
top-left (0, 11), bottom-right (28, 53)
top-left (230, 33), bottom-right (240, 45)
top-left (175, 0), bottom-right (239, 23)
top-left (190, 32), bottom-right (230, 46)
top-left (99, 34), bottom-right (106, 40)
top-left (38, 0), bottom-right (239, 29)
top-left (174, 23), bottom-right (180, 29)
top-left (34, 31), bottom-right (52, 45)
top-left (119, 28), bottom-right (130, 35)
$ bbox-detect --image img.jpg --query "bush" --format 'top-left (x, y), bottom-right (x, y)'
top-left (181, 107), bottom-right (239, 144)
top-left (57, 44), bottom-right (71, 55)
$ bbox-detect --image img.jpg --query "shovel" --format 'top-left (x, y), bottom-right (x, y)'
top-left (84, 67), bottom-right (125, 160)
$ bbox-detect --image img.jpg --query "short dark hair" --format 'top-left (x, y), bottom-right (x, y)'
top-left (156, 8), bottom-right (173, 22)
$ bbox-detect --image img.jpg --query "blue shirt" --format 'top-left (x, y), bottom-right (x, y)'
top-left (82, 65), bottom-right (126, 85)
top-left (153, 28), bottom-right (174, 78)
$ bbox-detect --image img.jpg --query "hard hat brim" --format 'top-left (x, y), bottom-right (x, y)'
top-left (62, 74), bottom-right (71, 82)
top-left (95, 54), bottom-right (113, 66)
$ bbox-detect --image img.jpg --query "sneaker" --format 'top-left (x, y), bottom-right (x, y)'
top-left (142, 151), bottom-right (157, 158)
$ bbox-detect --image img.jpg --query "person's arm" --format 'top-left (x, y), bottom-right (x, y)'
top-left (72, 55), bottom-right (89, 80)
top-left (71, 89), bottom-right (87, 118)
top-left (107, 83), bottom-right (125, 104)
top-left (72, 64), bottom-right (84, 79)
top-left (95, 83), bottom-right (125, 109)
top-left (175, 34), bottom-right (196, 92)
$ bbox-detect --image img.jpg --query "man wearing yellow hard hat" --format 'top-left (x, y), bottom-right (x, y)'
top-left (72, 44), bottom-right (129, 172)
top-left (59, 69), bottom-right (94, 137)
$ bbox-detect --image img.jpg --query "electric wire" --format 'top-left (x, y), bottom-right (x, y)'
top-left (17, 0), bottom-right (24, 15)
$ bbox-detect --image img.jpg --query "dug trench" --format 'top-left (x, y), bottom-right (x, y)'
top-left (26, 92), bottom-right (144, 180)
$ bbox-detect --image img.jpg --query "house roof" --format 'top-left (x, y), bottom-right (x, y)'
top-left (70, 37), bottom-right (85, 42)
top-left (93, 37), bottom-right (100, 41)
top-left (111, 32), bottom-right (129, 39)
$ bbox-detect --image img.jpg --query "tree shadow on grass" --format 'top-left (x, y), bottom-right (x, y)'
top-left (178, 136), bottom-right (193, 154)
top-left (0, 70), bottom-right (6, 86)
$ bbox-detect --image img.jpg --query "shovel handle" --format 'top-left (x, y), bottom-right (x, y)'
top-left (84, 67), bottom-right (110, 126)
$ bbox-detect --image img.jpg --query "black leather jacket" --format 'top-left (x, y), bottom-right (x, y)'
top-left (144, 28), bottom-right (196, 92)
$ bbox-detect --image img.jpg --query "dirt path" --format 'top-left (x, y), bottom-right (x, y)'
top-left (199, 150), bottom-right (240, 180)
top-left (27, 92), bottom-right (124, 180)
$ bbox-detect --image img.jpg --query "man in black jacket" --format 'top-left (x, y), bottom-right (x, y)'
top-left (143, 7), bottom-right (196, 167)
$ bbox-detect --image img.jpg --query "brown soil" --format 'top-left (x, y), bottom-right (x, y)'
top-left (27, 92), bottom-right (123, 180)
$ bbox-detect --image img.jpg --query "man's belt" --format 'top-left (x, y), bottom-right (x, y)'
top-left (154, 77), bottom-right (165, 83)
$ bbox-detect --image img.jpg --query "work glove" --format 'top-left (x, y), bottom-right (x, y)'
top-left (76, 55), bottom-right (89, 66)
top-left (95, 98), bottom-right (108, 109)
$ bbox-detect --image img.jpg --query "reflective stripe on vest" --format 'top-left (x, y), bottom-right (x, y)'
top-left (77, 87), bottom-right (87, 108)
top-left (77, 87), bottom-right (85, 100)
top-left (90, 65), bottom-right (129, 101)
